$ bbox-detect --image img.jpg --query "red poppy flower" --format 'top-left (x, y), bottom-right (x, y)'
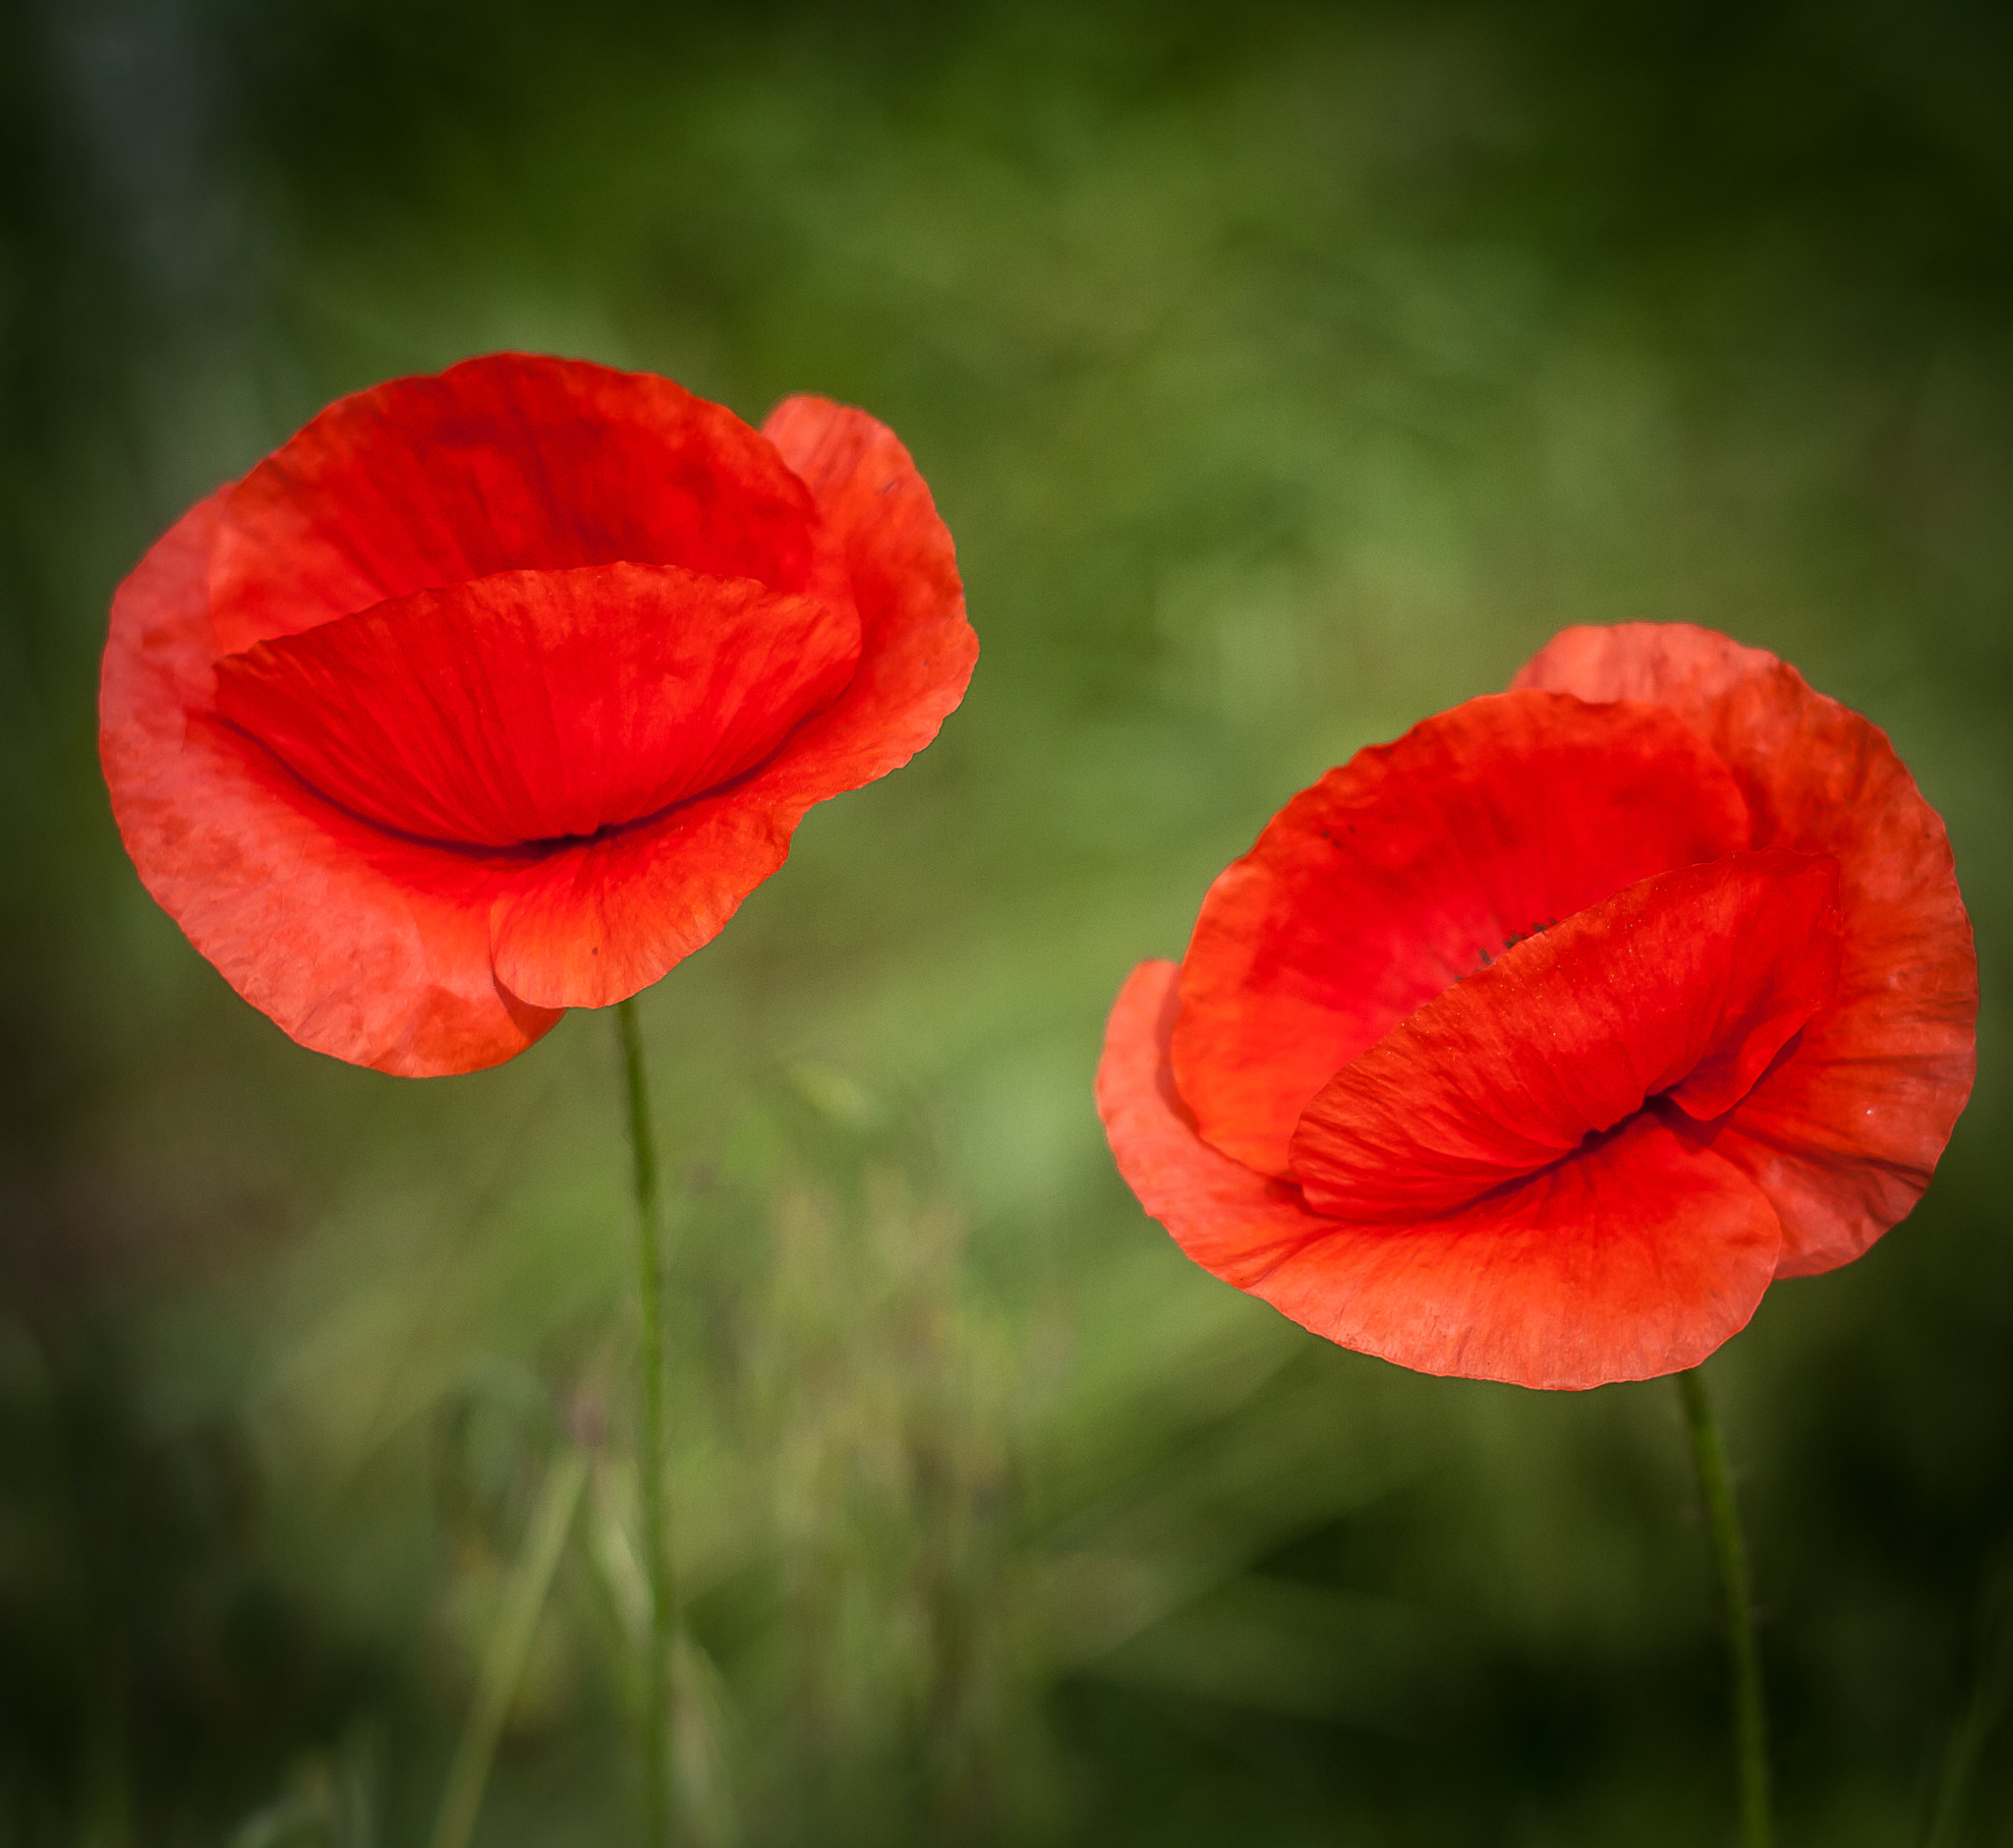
top-left (1097, 625), bottom-right (1976, 1389)
top-left (100, 355), bottom-right (976, 1076)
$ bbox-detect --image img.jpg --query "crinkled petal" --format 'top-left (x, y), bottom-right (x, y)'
top-left (215, 562), bottom-right (861, 846)
top-left (100, 491), bottom-right (560, 1075)
top-left (1258, 1116), bottom-right (1782, 1389)
top-left (208, 354), bottom-right (843, 653)
top-left (1290, 851), bottom-right (1841, 1219)
top-left (1099, 960), bottom-right (1782, 1390)
top-left (1097, 960), bottom-right (1338, 1287)
top-left (1515, 623), bottom-right (1978, 1275)
top-left (488, 396), bottom-right (977, 1011)
top-left (757, 395), bottom-right (981, 800)
top-left (1172, 690), bottom-right (1752, 1178)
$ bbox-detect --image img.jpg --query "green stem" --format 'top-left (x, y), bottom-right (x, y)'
top-left (1677, 1366), bottom-right (1772, 1848)
top-left (429, 1447), bottom-right (588, 1848)
top-left (618, 997), bottom-right (674, 1848)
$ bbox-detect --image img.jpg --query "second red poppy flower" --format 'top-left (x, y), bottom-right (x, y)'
top-left (1098, 625), bottom-right (1976, 1389)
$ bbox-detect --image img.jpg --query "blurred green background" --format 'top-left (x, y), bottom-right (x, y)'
top-left (3, 0), bottom-right (2011, 1842)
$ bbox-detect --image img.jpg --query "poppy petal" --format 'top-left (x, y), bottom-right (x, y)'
top-left (1096, 960), bottom-right (1337, 1286)
top-left (208, 354), bottom-right (841, 654)
top-left (214, 562), bottom-right (862, 847)
top-left (1172, 690), bottom-right (1752, 1179)
top-left (1514, 623), bottom-right (1978, 1276)
top-left (1259, 1118), bottom-right (1783, 1389)
top-left (1099, 959), bottom-right (1783, 1389)
top-left (757, 395), bottom-right (980, 799)
top-left (100, 492), bottom-right (561, 1075)
top-left (1289, 851), bottom-right (1842, 1219)
top-left (488, 397), bottom-right (977, 1011)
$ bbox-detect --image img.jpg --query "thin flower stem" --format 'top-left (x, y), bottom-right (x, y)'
top-left (618, 997), bottom-right (675, 1848)
top-left (1677, 1365), bottom-right (1772, 1848)
top-left (429, 1445), bottom-right (589, 1848)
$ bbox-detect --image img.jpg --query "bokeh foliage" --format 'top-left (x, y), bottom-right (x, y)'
top-left (3, 0), bottom-right (2011, 1842)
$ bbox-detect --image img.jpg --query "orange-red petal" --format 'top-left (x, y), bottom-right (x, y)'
top-left (487, 395), bottom-right (977, 1011)
top-left (100, 491), bottom-right (560, 1075)
top-left (1172, 690), bottom-right (1752, 1179)
top-left (1289, 851), bottom-right (1842, 1219)
top-left (1514, 624), bottom-right (1978, 1276)
top-left (207, 355), bottom-right (843, 655)
top-left (1099, 959), bottom-right (1783, 1390)
top-left (215, 562), bottom-right (861, 846)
